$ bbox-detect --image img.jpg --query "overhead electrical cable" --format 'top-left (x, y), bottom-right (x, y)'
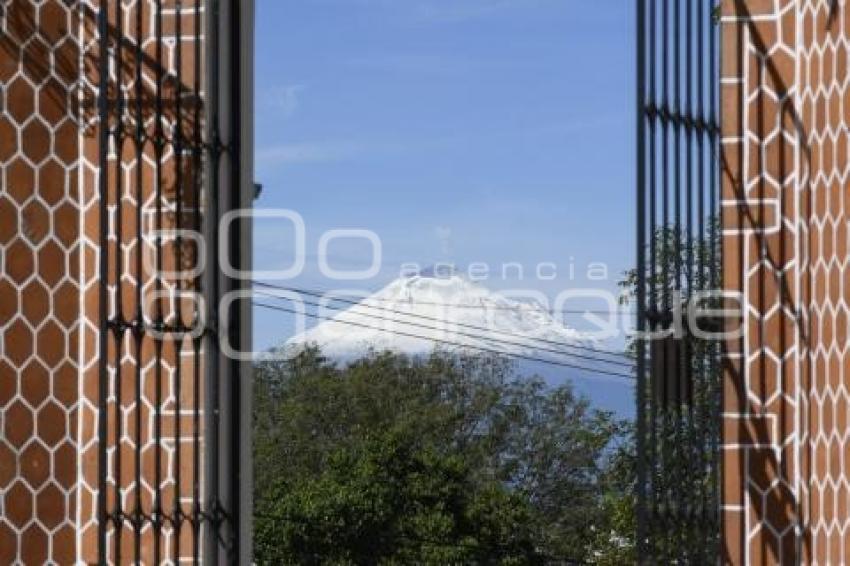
top-left (253, 288), bottom-right (634, 370)
top-left (251, 280), bottom-right (635, 362)
top-left (251, 280), bottom-right (635, 315)
top-left (252, 301), bottom-right (636, 381)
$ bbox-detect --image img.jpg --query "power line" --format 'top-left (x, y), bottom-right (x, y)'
top-left (252, 301), bottom-right (636, 381)
top-left (251, 280), bottom-right (634, 362)
top-left (251, 280), bottom-right (635, 315)
top-left (252, 281), bottom-right (633, 360)
top-left (254, 289), bottom-right (634, 370)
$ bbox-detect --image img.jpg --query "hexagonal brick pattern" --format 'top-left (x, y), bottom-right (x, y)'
top-left (722, 0), bottom-right (850, 562)
top-left (797, 1), bottom-right (850, 562)
top-left (0, 1), bottom-right (82, 563)
top-left (3, 0), bottom-right (208, 563)
top-left (77, 0), bottom-right (207, 563)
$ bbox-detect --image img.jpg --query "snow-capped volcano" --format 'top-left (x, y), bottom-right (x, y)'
top-left (279, 273), bottom-right (634, 415)
top-left (285, 274), bottom-right (595, 362)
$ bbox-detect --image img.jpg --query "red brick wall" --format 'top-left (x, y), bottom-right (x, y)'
top-left (0, 0), bottom-right (205, 562)
top-left (0, 1), bottom-right (81, 562)
top-left (77, 1), bottom-right (205, 562)
top-left (722, 0), bottom-right (850, 562)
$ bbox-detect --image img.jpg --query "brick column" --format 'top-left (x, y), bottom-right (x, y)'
top-left (722, 0), bottom-right (850, 562)
top-left (0, 1), bottom-right (83, 563)
top-left (0, 1), bottom-right (207, 562)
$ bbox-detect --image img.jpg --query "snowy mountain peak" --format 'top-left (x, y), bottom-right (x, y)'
top-left (285, 276), bottom-right (593, 361)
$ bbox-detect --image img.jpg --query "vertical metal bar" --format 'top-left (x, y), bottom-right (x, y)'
top-left (203, 0), bottom-right (222, 561)
top-left (133, 0), bottom-right (144, 559)
top-left (685, 0), bottom-right (693, 295)
top-left (697, 1), bottom-right (705, 289)
top-left (673, 0), bottom-right (682, 299)
top-left (97, 5), bottom-right (110, 564)
top-left (683, 0), bottom-right (694, 412)
top-left (671, 0), bottom-right (682, 417)
top-left (710, 0), bottom-right (719, 335)
top-left (226, 0), bottom-right (243, 559)
top-left (112, 0), bottom-right (125, 560)
top-left (660, 6), bottom-right (671, 495)
top-left (174, 1), bottom-right (185, 562)
top-left (154, 0), bottom-right (165, 560)
top-left (661, 0), bottom-right (670, 310)
top-left (710, 1), bottom-right (722, 539)
top-left (674, 0), bottom-right (693, 557)
top-left (659, 0), bottom-right (671, 540)
top-left (192, 0), bottom-right (203, 561)
top-left (671, 1), bottom-right (684, 537)
top-left (696, 0), bottom-right (709, 553)
top-left (215, 0), bottom-right (238, 558)
top-left (238, 2), bottom-right (256, 561)
top-left (682, 0), bottom-right (694, 549)
top-left (647, 0), bottom-right (658, 544)
top-left (636, 0), bottom-right (649, 560)
top-left (649, 0), bottom-right (658, 319)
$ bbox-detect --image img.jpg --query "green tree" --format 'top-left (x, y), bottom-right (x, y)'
top-left (254, 348), bottom-right (626, 564)
top-left (256, 426), bottom-right (540, 565)
top-left (584, 428), bottom-right (636, 565)
top-left (602, 221), bottom-right (722, 563)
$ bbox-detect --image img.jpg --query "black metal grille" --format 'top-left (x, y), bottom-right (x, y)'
top-left (636, 0), bottom-right (721, 562)
top-left (95, 0), bottom-right (252, 562)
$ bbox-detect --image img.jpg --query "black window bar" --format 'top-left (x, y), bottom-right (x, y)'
top-left (95, 0), bottom-right (253, 563)
top-left (636, 0), bottom-right (721, 562)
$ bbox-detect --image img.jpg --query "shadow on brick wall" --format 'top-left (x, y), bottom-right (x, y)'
top-left (722, 2), bottom-right (813, 563)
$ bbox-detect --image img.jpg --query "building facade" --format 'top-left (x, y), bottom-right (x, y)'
top-left (0, 0), bottom-right (252, 562)
top-left (722, 0), bottom-right (850, 562)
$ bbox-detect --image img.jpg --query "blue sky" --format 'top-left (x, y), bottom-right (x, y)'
top-left (252, 0), bottom-right (637, 398)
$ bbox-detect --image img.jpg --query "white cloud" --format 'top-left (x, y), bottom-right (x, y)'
top-left (256, 141), bottom-right (364, 165)
top-left (260, 84), bottom-right (305, 117)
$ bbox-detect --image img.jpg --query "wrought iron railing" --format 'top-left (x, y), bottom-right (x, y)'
top-left (94, 0), bottom-right (253, 562)
top-left (636, 0), bottom-right (722, 562)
